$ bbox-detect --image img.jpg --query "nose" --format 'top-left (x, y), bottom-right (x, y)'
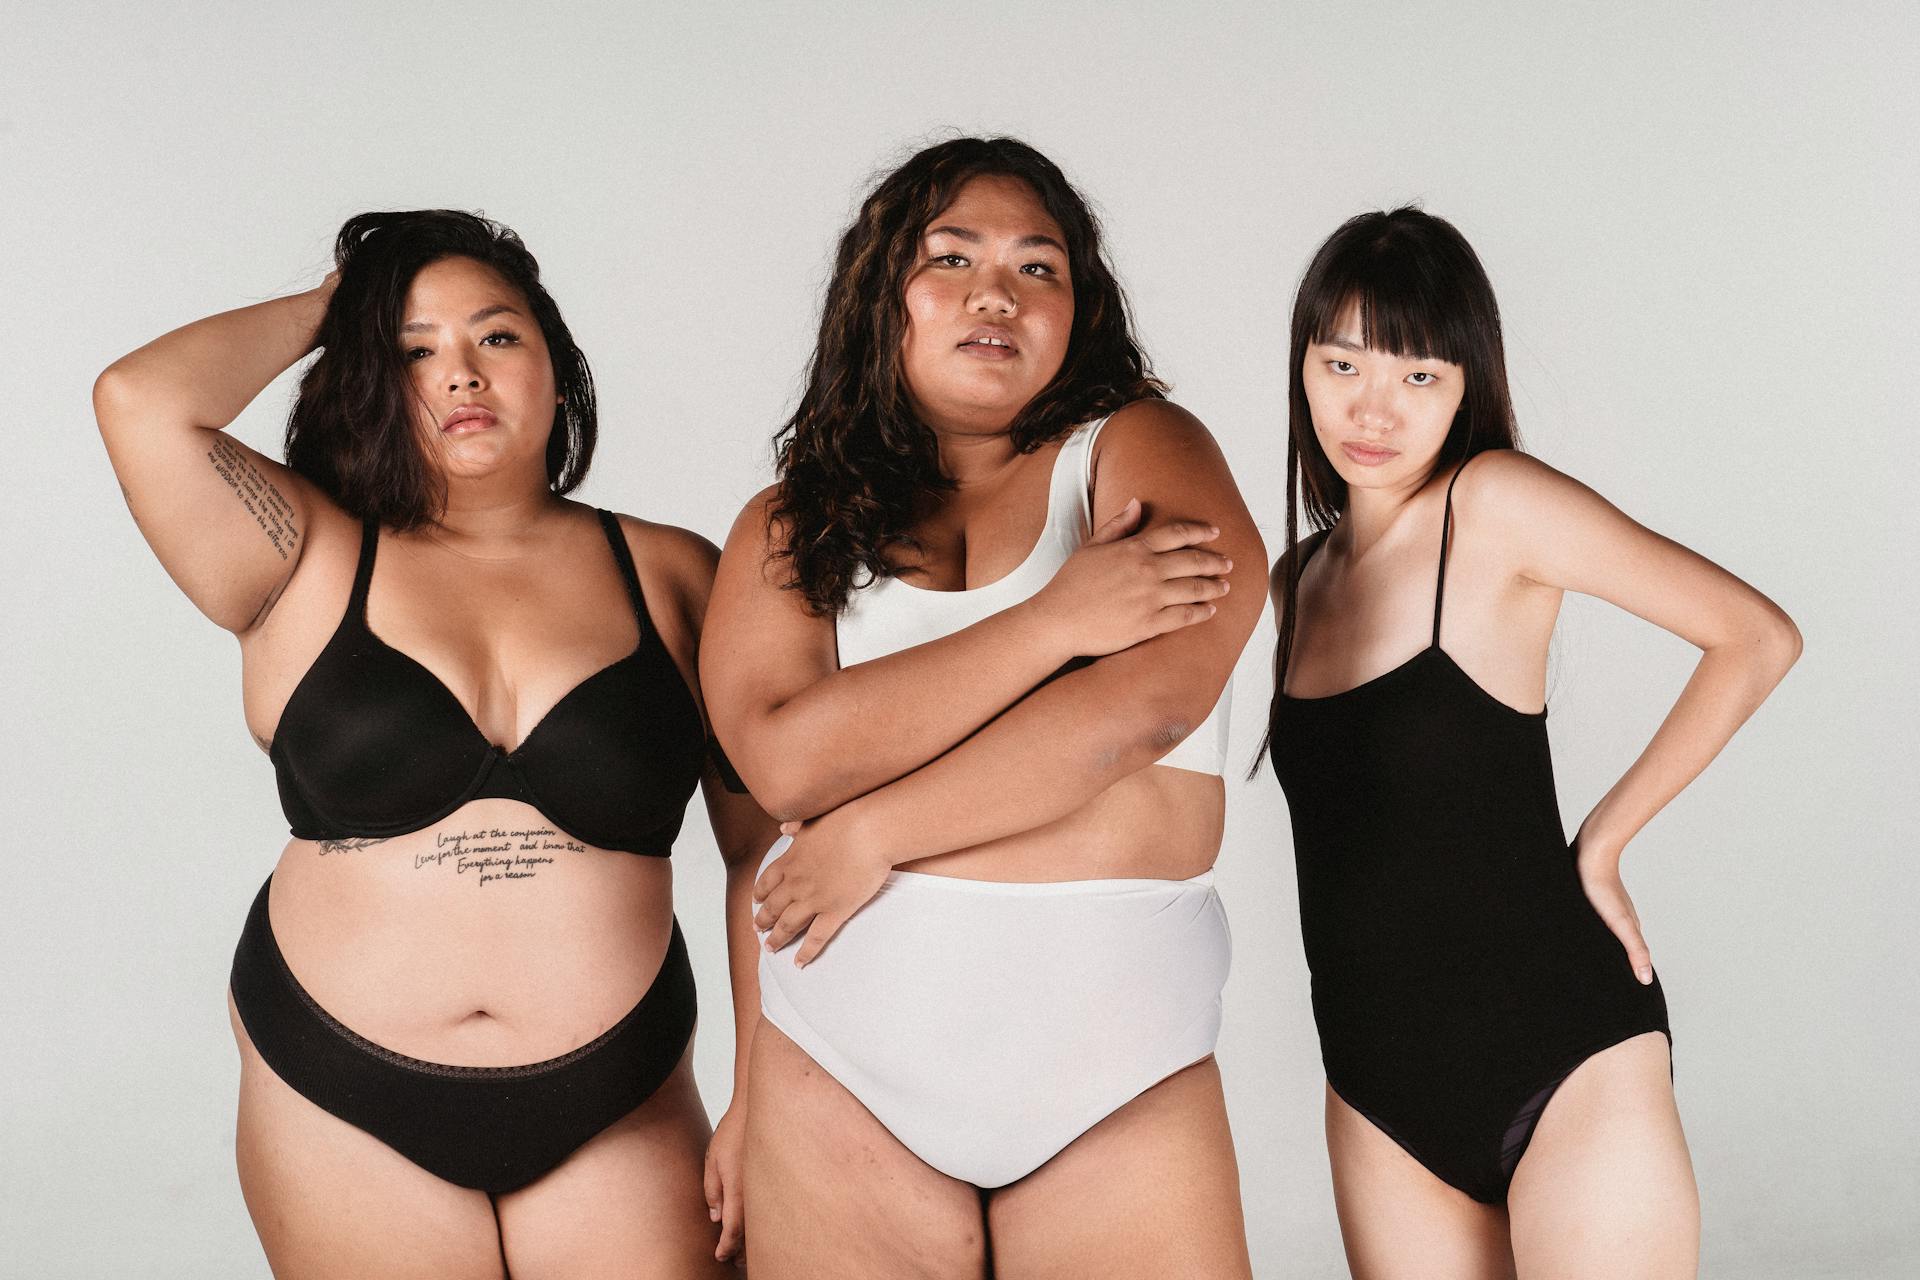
top-left (1351, 382), bottom-right (1395, 433)
top-left (447, 373), bottom-right (481, 393)
top-left (967, 266), bottom-right (1018, 317)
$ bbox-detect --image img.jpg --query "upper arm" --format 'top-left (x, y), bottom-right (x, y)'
top-left (696, 487), bottom-right (842, 782)
top-left (616, 516), bottom-right (765, 844)
top-left (1085, 401), bottom-right (1268, 725)
top-left (1464, 450), bottom-right (1800, 653)
top-left (95, 367), bottom-right (316, 634)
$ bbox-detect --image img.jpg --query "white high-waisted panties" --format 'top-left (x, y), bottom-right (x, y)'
top-left (756, 846), bottom-right (1232, 1188)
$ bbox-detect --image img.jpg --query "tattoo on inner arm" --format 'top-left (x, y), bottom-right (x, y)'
top-left (207, 437), bottom-right (300, 560)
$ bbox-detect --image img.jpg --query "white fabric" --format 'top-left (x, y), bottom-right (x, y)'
top-left (757, 841), bottom-right (1232, 1187)
top-left (833, 415), bottom-right (1230, 774)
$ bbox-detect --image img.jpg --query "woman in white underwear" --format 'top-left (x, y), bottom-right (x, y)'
top-left (701, 137), bottom-right (1266, 1276)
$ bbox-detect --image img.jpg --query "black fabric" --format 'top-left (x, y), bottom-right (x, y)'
top-left (269, 510), bottom-right (727, 856)
top-left (1270, 462), bottom-right (1669, 1203)
top-left (230, 877), bottom-right (697, 1193)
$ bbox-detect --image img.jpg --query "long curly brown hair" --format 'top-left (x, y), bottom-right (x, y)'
top-left (770, 137), bottom-right (1165, 615)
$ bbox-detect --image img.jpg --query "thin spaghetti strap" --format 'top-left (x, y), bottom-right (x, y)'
top-left (596, 509), bottom-right (650, 633)
top-left (348, 519), bottom-right (380, 618)
top-left (1432, 460), bottom-right (1472, 647)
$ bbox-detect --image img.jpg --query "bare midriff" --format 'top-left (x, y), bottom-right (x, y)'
top-left (899, 762), bottom-right (1224, 884)
top-left (265, 798), bottom-right (675, 1069)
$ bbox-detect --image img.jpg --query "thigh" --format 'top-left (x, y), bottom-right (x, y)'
top-left (987, 1057), bottom-right (1252, 1280)
top-left (743, 1018), bottom-right (987, 1280)
top-left (1507, 1032), bottom-right (1698, 1279)
top-left (231, 1000), bottom-right (506, 1280)
top-left (495, 1041), bottom-right (729, 1280)
top-left (1325, 1084), bottom-right (1516, 1280)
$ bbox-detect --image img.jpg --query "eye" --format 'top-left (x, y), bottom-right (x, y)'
top-left (1020, 262), bottom-right (1058, 277)
top-left (1329, 360), bottom-right (1357, 375)
top-left (480, 330), bottom-right (520, 347)
top-left (405, 346), bottom-right (432, 362)
top-left (933, 253), bottom-right (969, 268)
top-left (1407, 371), bottom-right (1438, 386)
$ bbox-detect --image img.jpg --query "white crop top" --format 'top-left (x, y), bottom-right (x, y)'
top-left (834, 416), bottom-right (1230, 775)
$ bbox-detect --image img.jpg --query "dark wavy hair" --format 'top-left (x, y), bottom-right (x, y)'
top-left (1260, 207), bottom-right (1521, 767)
top-left (770, 136), bottom-right (1165, 614)
top-left (284, 210), bottom-right (596, 528)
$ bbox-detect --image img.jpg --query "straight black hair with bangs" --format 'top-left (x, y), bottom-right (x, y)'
top-left (1259, 206), bottom-right (1520, 770)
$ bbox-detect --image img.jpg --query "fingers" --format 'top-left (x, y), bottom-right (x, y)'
top-left (793, 911), bottom-right (850, 967)
top-left (1090, 497), bottom-right (1143, 544)
top-left (1154, 547), bottom-right (1234, 580)
top-left (703, 1150), bottom-right (722, 1226)
top-left (752, 860), bottom-right (785, 905)
top-left (1152, 601), bottom-right (1219, 634)
top-left (762, 902), bottom-right (816, 954)
top-left (1136, 519), bottom-right (1220, 554)
top-left (716, 1169), bottom-right (745, 1262)
top-left (1595, 895), bottom-right (1654, 984)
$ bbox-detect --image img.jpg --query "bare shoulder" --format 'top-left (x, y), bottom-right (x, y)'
top-left (1268, 529), bottom-right (1331, 613)
top-left (1448, 448), bottom-right (1587, 521)
top-left (612, 511), bottom-right (722, 620)
top-left (1092, 398), bottom-right (1218, 468)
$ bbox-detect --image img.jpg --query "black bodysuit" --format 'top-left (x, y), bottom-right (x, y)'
top-left (230, 510), bottom-right (731, 1193)
top-left (1269, 462), bottom-right (1670, 1203)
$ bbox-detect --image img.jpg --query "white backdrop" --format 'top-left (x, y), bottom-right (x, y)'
top-left (2, 3), bottom-right (1913, 1275)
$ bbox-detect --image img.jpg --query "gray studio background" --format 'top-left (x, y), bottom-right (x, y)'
top-left (3, 2), bottom-right (1912, 1276)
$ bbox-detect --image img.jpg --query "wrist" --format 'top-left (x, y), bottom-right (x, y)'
top-left (828, 796), bottom-right (896, 870)
top-left (1574, 817), bottom-right (1629, 867)
top-left (1007, 596), bottom-right (1071, 667)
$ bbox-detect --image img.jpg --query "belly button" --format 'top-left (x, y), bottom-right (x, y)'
top-left (462, 1009), bottom-right (495, 1024)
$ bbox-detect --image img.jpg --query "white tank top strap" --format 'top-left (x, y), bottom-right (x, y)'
top-left (833, 411), bottom-right (1229, 775)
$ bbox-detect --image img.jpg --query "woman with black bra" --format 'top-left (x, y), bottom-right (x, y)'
top-left (1265, 209), bottom-right (1800, 1278)
top-left (96, 211), bottom-right (772, 1276)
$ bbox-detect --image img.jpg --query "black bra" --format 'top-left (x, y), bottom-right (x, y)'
top-left (270, 510), bottom-right (723, 857)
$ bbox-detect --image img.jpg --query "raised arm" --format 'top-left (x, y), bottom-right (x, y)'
top-left (753, 401), bottom-right (1267, 960)
top-left (1461, 450), bottom-right (1800, 978)
top-left (94, 278), bottom-right (336, 633)
top-left (700, 468), bottom-right (1231, 821)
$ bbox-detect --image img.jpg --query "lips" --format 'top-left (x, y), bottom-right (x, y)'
top-left (1340, 441), bottom-right (1399, 467)
top-left (958, 326), bottom-right (1019, 357)
top-left (442, 405), bottom-right (497, 433)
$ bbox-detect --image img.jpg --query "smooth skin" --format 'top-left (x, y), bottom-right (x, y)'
top-left (1276, 302), bottom-right (1800, 1278)
top-left (97, 255), bottom-right (776, 1275)
top-left (701, 175), bottom-right (1265, 1276)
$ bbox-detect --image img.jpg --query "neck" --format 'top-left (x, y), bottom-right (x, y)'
top-left (1336, 469), bottom-right (1430, 556)
top-left (432, 480), bottom-right (562, 545)
top-left (929, 418), bottom-right (1022, 489)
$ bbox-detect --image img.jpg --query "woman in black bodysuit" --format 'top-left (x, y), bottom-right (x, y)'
top-left (1264, 209), bottom-right (1800, 1278)
top-left (96, 211), bottom-right (774, 1275)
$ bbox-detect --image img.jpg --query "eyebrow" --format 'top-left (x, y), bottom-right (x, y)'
top-left (1317, 334), bottom-right (1367, 351)
top-left (925, 224), bottom-right (1068, 254)
top-left (401, 304), bottom-right (525, 334)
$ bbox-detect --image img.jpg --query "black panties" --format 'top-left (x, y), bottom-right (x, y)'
top-left (229, 876), bottom-right (696, 1193)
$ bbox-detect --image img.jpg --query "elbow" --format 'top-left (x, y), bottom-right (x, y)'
top-left (1762, 607), bottom-right (1804, 680)
top-left (92, 364), bottom-right (135, 433)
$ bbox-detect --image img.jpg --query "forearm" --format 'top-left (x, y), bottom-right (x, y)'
top-left (97, 287), bottom-right (330, 431)
top-left (1580, 628), bottom-right (1801, 858)
top-left (829, 656), bottom-right (1191, 866)
top-left (736, 599), bottom-right (1071, 819)
top-left (722, 855), bottom-right (763, 1098)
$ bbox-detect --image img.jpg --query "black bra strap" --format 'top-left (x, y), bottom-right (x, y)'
top-left (349, 519), bottom-right (380, 619)
top-left (1433, 460), bottom-right (1472, 647)
top-left (596, 510), bottom-right (650, 634)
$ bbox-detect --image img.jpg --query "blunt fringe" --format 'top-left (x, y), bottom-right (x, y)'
top-left (284, 209), bottom-right (596, 528)
top-left (769, 136), bottom-right (1166, 614)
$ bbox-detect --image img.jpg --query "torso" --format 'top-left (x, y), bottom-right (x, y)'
top-left (838, 420), bottom-right (1227, 884)
top-left (237, 500), bottom-right (703, 1067)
